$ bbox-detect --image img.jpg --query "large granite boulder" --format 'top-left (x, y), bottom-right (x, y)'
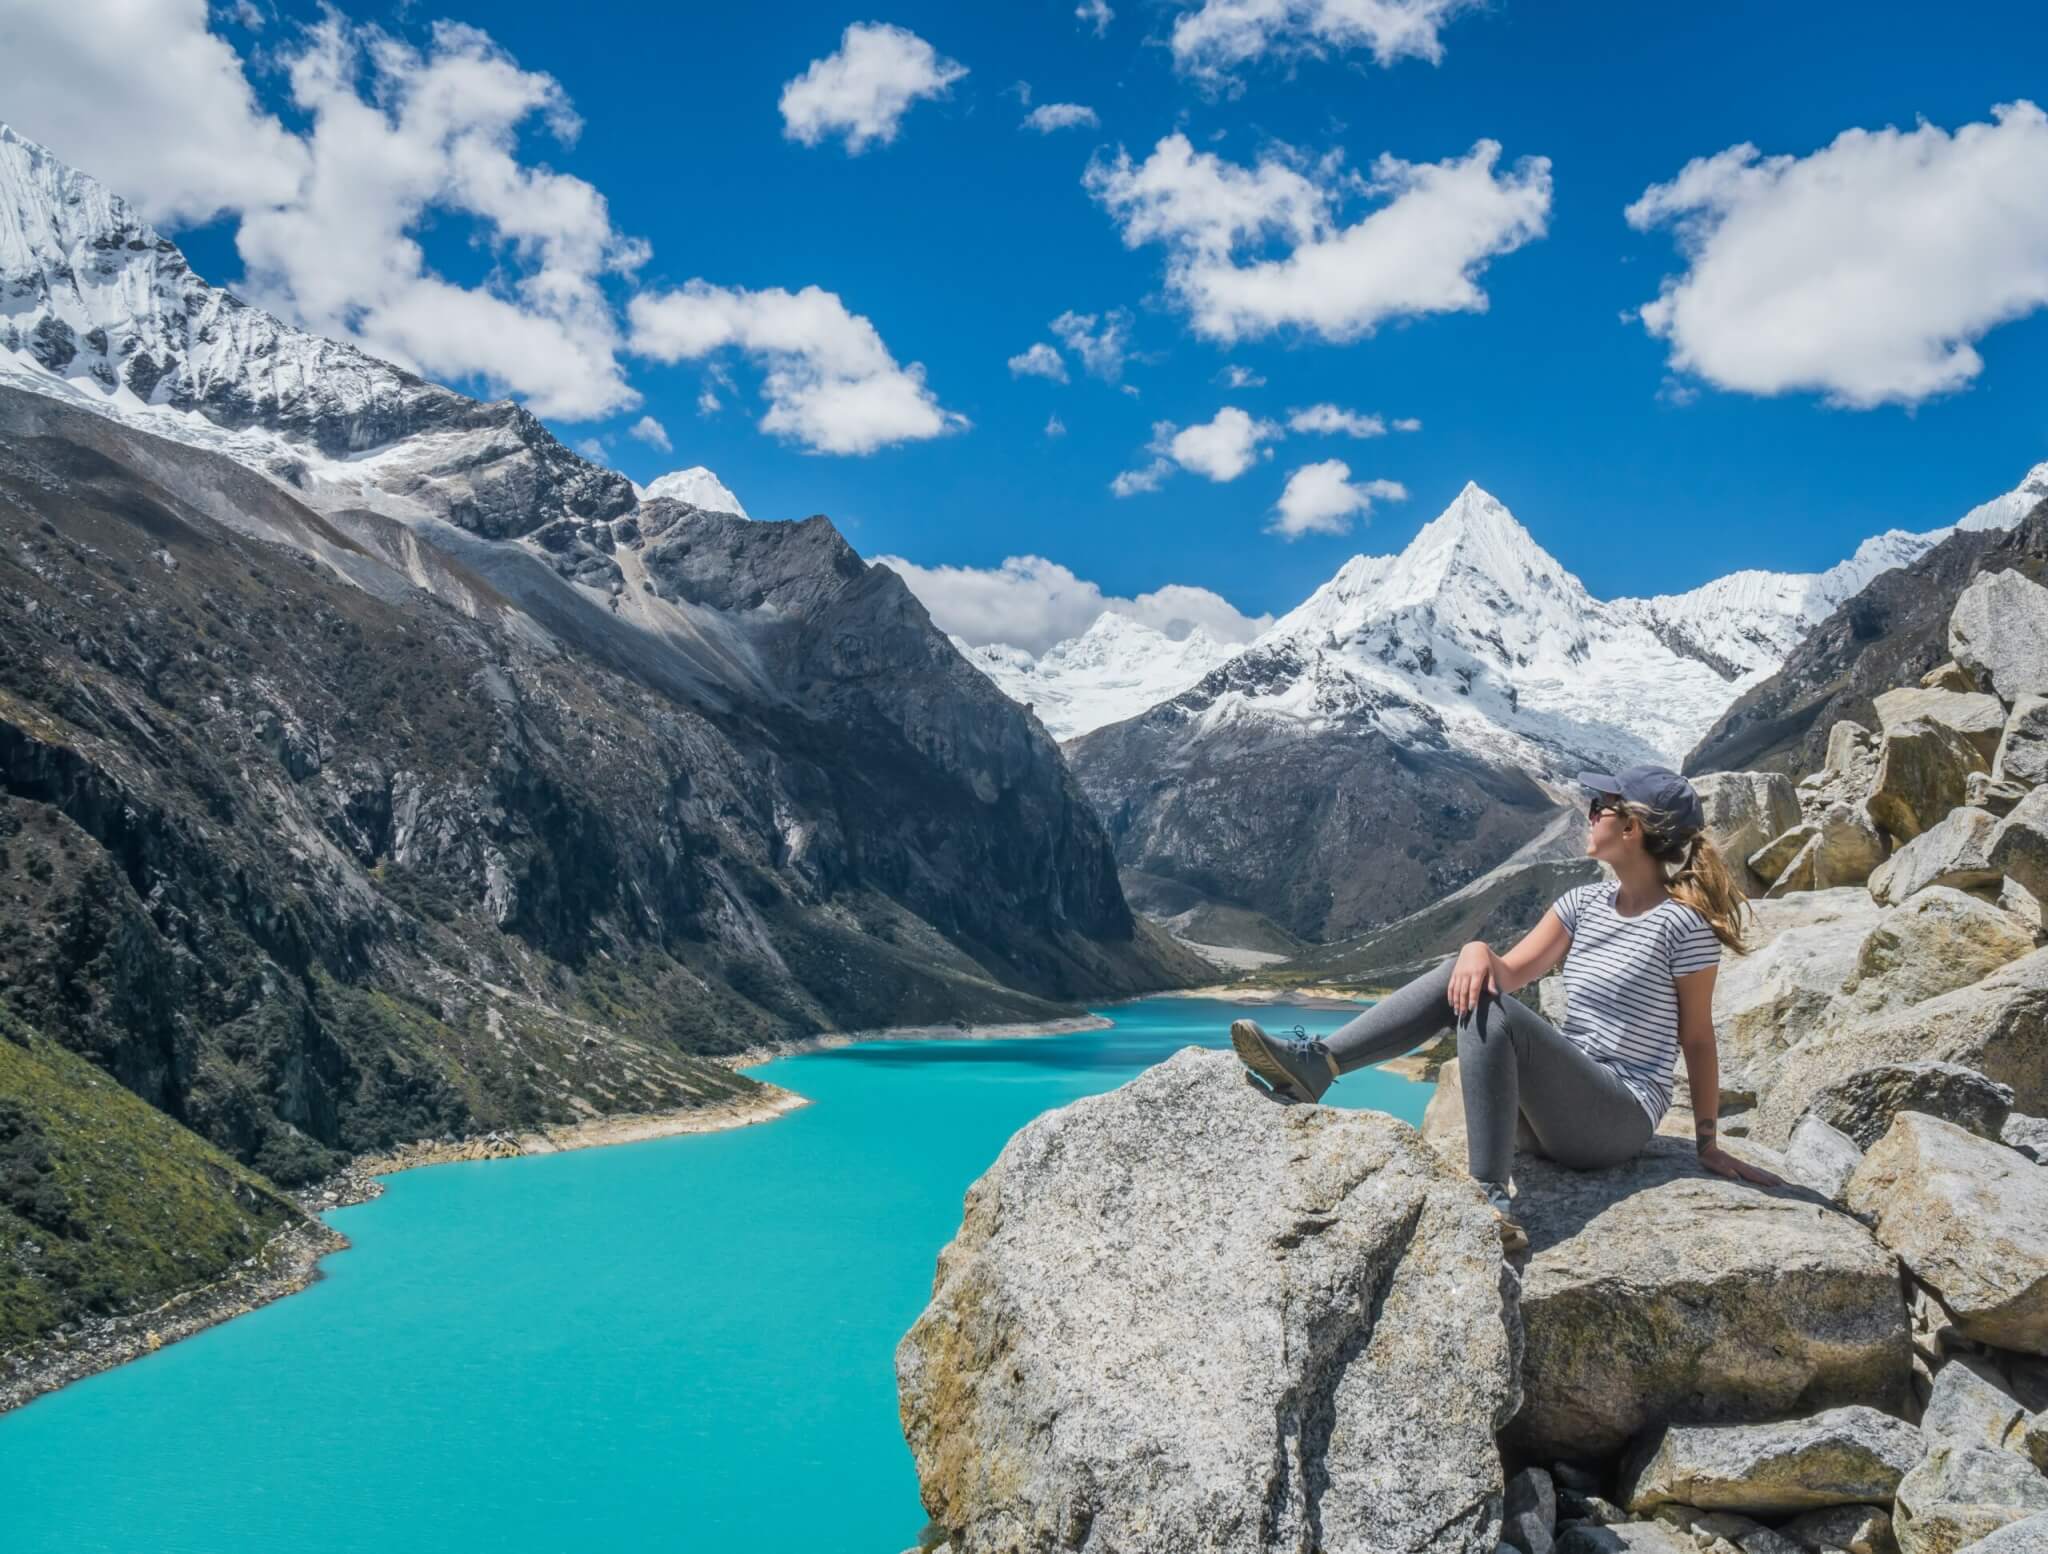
top-left (1952, 571), bottom-right (2048, 705)
top-left (1714, 890), bottom-right (1887, 1103)
top-left (1756, 824), bottom-right (1821, 888)
top-left (1754, 949), bottom-right (2048, 1146)
top-left (1973, 773), bottom-right (2036, 819)
top-left (1869, 810), bottom-right (2004, 907)
top-left (1845, 1113), bottom-right (2048, 1355)
top-left (1780, 1502), bottom-right (1899, 1553)
top-left (1992, 790), bottom-right (2048, 903)
top-left (1996, 698), bottom-right (2048, 791)
top-left (1895, 1444), bottom-right (2048, 1554)
top-left (1922, 1356), bottom-right (2048, 1466)
top-left (1700, 772), bottom-right (1806, 896)
top-left (1957, 1512), bottom-right (2048, 1552)
top-left (1842, 892), bottom-right (2039, 1015)
top-left (1873, 689), bottom-right (2009, 766)
top-left (895, 1049), bottom-right (1521, 1554)
top-left (1503, 1140), bottom-right (1910, 1461)
top-left (1771, 805), bottom-right (1892, 895)
top-left (1926, 663), bottom-right (1980, 694)
top-left (1619, 1407), bottom-right (1923, 1516)
top-left (1806, 1063), bottom-right (2015, 1150)
top-left (1785, 1114), bottom-right (1867, 1202)
top-left (1868, 719), bottom-right (1991, 846)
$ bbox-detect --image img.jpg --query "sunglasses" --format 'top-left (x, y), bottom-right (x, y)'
top-left (1588, 795), bottom-right (1627, 822)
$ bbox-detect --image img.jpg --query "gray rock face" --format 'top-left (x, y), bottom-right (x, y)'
top-left (1873, 689), bottom-right (2009, 765)
top-left (1757, 824), bottom-right (1822, 887)
top-left (1953, 571), bottom-right (2048, 705)
top-left (2006, 1114), bottom-right (2048, 1165)
top-left (1780, 1502), bottom-right (1899, 1554)
top-left (1620, 1407), bottom-right (1924, 1516)
top-left (1973, 774), bottom-right (2036, 819)
top-left (1992, 790), bottom-right (2048, 903)
top-left (1771, 805), bottom-right (1892, 894)
top-left (1700, 772), bottom-right (1806, 896)
top-left (1809, 1063), bottom-right (2016, 1150)
top-left (1956, 1512), bottom-right (2048, 1552)
top-left (1755, 949), bottom-right (2048, 1146)
top-left (1842, 891), bottom-right (2038, 1015)
top-left (1996, 698), bottom-right (2048, 790)
top-left (1868, 810), bottom-right (2003, 906)
top-left (896, 1049), bottom-right (1521, 1554)
top-left (1846, 1114), bottom-right (2048, 1354)
top-left (1922, 1357), bottom-right (2047, 1466)
top-left (1786, 1115), bottom-right (1867, 1202)
top-left (1868, 718), bottom-right (1990, 845)
top-left (1714, 890), bottom-right (1887, 1103)
top-left (1926, 664), bottom-right (1980, 694)
top-left (1504, 1139), bottom-right (1910, 1462)
top-left (1505, 1467), bottom-right (1560, 1554)
top-left (1894, 1445), bottom-right (2048, 1554)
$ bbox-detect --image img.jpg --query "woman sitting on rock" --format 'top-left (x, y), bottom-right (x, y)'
top-left (1230, 763), bottom-right (1780, 1250)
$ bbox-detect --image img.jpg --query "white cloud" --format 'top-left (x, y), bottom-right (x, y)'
top-left (0, 0), bottom-right (308, 227)
top-left (1076, 0), bottom-right (1115, 36)
top-left (1288, 403), bottom-right (1385, 436)
top-left (1046, 414), bottom-right (1068, 437)
top-left (1170, 0), bottom-right (1478, 84)
top-left (1023, 103), bottom-right (1100, 134)
top-left (1625, 102), bottom-right (2048, 408)
top-left (1086, 133), bottom-right (1551, 344)
top-left (1110, 458), bottom-right (1173, 497)
top-left (779, 23), bottom-right (966, 154)
top-left (1008, 80), bottom-right (1033, 105)
top-left (1220, 364), bottom-right (1267, 387)
top-left (1270, 459), bottom-right (1405, 539)
top-left (1008, 342), bottom-right (1068, 381)
top-left (1167, 406), bottom-right (1281, 480)
top-left (575, 436), bottom-right (610, 461)
top-left (1392, 415), bottom-right (1422, 432)
top-left (1051, 308), bottom-right (1134, 381)
top-left (629, 281), bottom-right (966, 455)
top-left (629, 415), bottom-right (672, 452)
top-left (873, 553), bottom-right (1270, 654)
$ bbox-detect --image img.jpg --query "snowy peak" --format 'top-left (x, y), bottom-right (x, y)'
top-left (0, 123), bottom-right (159, 273)
top-left (640, 467), bottom-right (748, 518)
top-left (1959, 460), bottom-right (2048, 532)
top-left (963, 613), bottom-right (1239, 740)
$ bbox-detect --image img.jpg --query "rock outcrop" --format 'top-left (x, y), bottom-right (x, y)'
top-left (1845, 1114), bottom-right (2048, 1355)
top-left (1895, 1445), bottom-right (2048, 1554)
top-left (1698, 771), bottom-right (1803, 896)
top-left (1618, 1407), bottom-right (1923, 1516)
top-left (896, 1049), bottom-right (1521, 1554)
top-left (1805, 1064), bottom-right (2015, 1151)
top-left (1840, 891), bottom-right (2037, 1014)
top-left (1868, 808), bottom-right (2003, 906)
top-left (1951, 572), bottom-right (2048, 705)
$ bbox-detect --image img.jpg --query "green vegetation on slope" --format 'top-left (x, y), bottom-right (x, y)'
top-left (0, 1010), bottom-right (301, 1351)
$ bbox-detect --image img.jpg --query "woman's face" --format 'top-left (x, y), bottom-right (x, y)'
top-left (1585, 794), bottom-right (1643, 864)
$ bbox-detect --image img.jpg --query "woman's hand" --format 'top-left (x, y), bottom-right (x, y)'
top-left (1697, 1142), bottom-right (1782, 1187)
top-left (1447, 942), bottom-right (1497, 1017)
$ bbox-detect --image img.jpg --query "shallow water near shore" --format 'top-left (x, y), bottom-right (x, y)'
top-left (1, 996), bottom-right (1423, 1554)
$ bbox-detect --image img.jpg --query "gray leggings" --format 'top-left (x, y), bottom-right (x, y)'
top-left (1326, 960), bottom-right (1654, 1188)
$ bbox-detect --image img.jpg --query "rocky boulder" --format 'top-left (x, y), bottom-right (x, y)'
top-left (1845, 1113), bottom-right (2048, 1355)
top-left (1806, 1063), bottom-right (2015, 1150)
top-left (1502, 1140), bottom-right (1910, 1461)
top-left (1873, 689), bottom-right (2008, 766)
top-left (1957, 1512), bottom-right (2048, 1552)
top-left (1756, 824), bottom-right (1821, 888)
top-left (1842, 893), bottom-right (2038, 1015)
top-left (1700, 772), bottom-right (1806, 896)
top-left (1996, 698), bottom-right (2048, 790)
top-left (1784, 1115), bottom-right (1867, 1202)
top-left (1925, 664), bottom-right (1980, 694)
top-left (1771, 806), bottom-right (1892, 895)
top-left (1894, 1445), bottom-right (2048, 1554)
top-left (895, 1049), bottom-right (1521, 1554)
top-left (1952, 571), bottom-right (2048, 705)
top-left (1780, 1502), bottom-right (1899, 1553)
top-left (1992, 791), bottom-right (2048, 904)
top-left (1868, 810), bottom-right (2003, 907)
top-left (1754, 949), bottom-right (2048, 1146)
top-left (1922, 1356), bottom-right (2048, 1466)
top-left (1714, 890), bottom-right (1887, 1103)
top-left (1555, 1524), bottom-right (1697, 1553)
top-left (1868, 719), bottom-right (1990, 846)
top-left (1620, 1407), bottom-right (1923, 1517)
top-left (1973, 773), bottom-right (2036, 819)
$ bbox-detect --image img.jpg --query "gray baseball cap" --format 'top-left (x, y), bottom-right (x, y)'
top-left (1578, 763), bottom-right (1705, 839)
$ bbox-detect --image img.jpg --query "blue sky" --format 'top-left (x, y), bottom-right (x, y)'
top-left (13, 0), bottom-right (2048, 645)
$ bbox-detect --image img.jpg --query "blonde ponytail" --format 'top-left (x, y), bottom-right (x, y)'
top-left (1623, 803), bottom-right (1753, 954)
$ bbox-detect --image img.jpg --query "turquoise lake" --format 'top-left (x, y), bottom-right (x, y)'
top-left (2, 997), bottom-right (1425, 1553)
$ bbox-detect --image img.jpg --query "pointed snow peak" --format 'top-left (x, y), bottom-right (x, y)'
top-left (0, 124), bottom-right (162, 274)
top-left (1381, 481), bottom-right (1589, 613)
top-left (1957, 460), bottom-right (2048, 533)
top-left (640, 466), bottom-right (748, 518)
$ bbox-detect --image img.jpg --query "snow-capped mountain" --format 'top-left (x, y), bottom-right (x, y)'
top-left (639, 466), bottom-right (748, 518)
top-left (962, 614), bottom-right (1238, 739)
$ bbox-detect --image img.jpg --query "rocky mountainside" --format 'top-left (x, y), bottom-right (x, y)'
top-left (1062, 479), bottom-right (2037, 946)
top-left (1689, 498), bottom-right (2048, 777)
top-left (0, 126), bottom-right (1199, 1360)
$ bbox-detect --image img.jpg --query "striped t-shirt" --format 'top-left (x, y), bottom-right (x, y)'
top-left (1552, 881), bottom-right (1722, 1121)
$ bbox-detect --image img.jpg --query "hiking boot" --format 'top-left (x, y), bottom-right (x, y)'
top-left (1229, 1019), bottom-right (1338, 1104)
top-left (1483, 1182), bottom-right (1529, 1254)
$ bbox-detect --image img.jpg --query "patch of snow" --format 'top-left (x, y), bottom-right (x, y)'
top-left (639, 466), bottom-right (748, 518)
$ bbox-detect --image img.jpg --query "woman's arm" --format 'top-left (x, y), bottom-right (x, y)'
top-left (1448, 909), bottom-right (1572, 1015)
top-left (1676, 968), bottom-right (1780, 1185)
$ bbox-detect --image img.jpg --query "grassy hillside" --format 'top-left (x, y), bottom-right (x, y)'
top-left (0, 1009), bottom-right (303, 1351)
